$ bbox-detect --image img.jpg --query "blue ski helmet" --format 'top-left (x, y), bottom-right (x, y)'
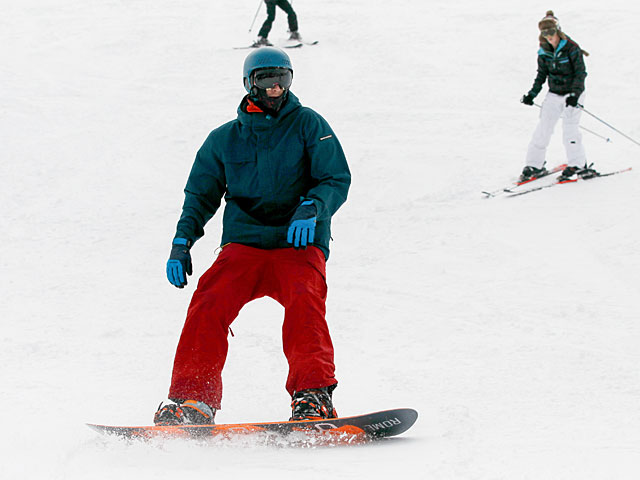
top-left (243, 47), bottom-right (293, 92)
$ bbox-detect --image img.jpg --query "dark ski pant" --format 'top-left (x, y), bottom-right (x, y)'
top-left (168, 243), bottom-right (336, 410)
top-left (258, 0), bottom-right (298, 38)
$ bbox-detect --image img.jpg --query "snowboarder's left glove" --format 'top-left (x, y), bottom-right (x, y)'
top-left (167, 238), bottom-right (192, 288)
top-left (287, 200), bottom-right (316, 249)
top-left (565, 93), bottom-right (579, 107)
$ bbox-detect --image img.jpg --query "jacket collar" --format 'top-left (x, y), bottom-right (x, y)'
top-left (237, 91), bottom-right (301, 128)
top-left (538, 37), bottom-right (568, 57)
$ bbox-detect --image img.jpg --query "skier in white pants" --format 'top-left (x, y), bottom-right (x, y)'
top-left (520, 11), bottom-right (593, 182)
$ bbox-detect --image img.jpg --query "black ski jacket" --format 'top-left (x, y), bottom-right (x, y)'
top-left (528, 36), bottom-right (587, 98)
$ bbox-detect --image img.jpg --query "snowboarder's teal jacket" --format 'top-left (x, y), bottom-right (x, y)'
top-left (174, 92), bottom-right (350, 260)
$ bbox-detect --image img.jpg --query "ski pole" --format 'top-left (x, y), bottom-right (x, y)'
top-left (578, 125), bottom-right (612, 143)
top-left (534, 103), bottom-right (612, 143)
top-left (248, 0), bottom-right (263, 33)
top-left (578, 104), bottom-right (640, 147)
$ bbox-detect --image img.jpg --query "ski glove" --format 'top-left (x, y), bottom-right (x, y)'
top-left (521, 94), bottom-right (534, 106)
top-left (287, 200), bottom-right (317, 249)
top-left (565, 94), bottom-right (579, 107)
top-left (166, 238), bottom-right (192, 288)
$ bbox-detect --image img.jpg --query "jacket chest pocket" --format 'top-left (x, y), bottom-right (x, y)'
top-left (278, 152), bottom-right (306, 179)
top-left (550, 57), bottom-right (570, 70)
top-left (223, 153), bottom-right (259, 196)
top-left (269, 137), bottom-right (306, 177)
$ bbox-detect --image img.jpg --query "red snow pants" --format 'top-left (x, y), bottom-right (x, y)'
top-left (168, 243), bottom-right (337, 409)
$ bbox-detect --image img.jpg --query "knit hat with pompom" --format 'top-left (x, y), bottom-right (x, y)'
top-left (538, 10), bottom-right (560, 31)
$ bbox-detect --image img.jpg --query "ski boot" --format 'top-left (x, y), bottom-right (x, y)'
top-left (154, 399), bottom-right (216, 425)
top-left (289, 31), bottom-right (301, 41)
top-left (558, 165), bottom-right (583, 182)
top-left (251, 36), bottom-right (273, 48)
top-left (290, 386), bottom-right (338, 421)
top-left (519, 165), bottom-right (547, 182)
top-left (577, 163), bottom-right (599, 179)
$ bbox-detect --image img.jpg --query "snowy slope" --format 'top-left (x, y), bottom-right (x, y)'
top-left (2, 0), bottom-right (640, 478)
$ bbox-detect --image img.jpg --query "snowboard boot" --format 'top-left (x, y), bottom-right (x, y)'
top-left (558, 165), bottom-right (580, 182)
top-left (154, 399), bottom-right (216, 425)
top-left (290, 386), bottom-right (338, 421)
top-left (289, 31), bottom-right (301, 41)
top-left (519, 165), bottom-right (547, 182)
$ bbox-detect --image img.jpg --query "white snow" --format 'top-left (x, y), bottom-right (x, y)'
top-left (2, 0), bottom-right (640, 478)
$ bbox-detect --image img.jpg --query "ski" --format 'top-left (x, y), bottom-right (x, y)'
top-left (281, 40), bottom-right (303, 49)
top-left (233, 44), bottom-right (264, 50)
top-left (280, 38), bottom-right (317, 48)
top-left (87, 408), bottom-right (417, 446)
top-left (482, 164), bottom-right (567, 198)
top-left (233, 40), bottom-right (315, 50)
top-left (505, 167), bottom-right (632, 197)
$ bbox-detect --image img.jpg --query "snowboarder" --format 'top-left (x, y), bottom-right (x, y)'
top-left (520, 11), bottom-right (593, 182)
top-left (156, 47), bottom-right (351, 426)
top-left (253, 0), bottom-right (300, 46)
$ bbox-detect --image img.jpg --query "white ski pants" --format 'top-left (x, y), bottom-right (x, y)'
top-left (525, 92), bottom-right (587, 169)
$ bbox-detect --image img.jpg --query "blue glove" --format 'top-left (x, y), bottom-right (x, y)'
top-left (166, 238), bottom-right (192, 288)
top-left (287, 200), bottom-right (316, 249)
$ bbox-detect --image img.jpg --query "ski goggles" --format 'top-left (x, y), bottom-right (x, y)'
top-left (252, 68), bottom-right (293, 90)
top-left (540, 27), bottom-right (557, 37)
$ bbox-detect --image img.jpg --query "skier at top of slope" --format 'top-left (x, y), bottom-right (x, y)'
top-left (253, 0), bottom-right (301, 47)
top-left (519, 10), bottom-right (595, 182)
top-left (155, 47), bottom-right (351, 426)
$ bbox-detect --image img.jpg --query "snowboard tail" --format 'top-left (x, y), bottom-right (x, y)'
top-left (88, 408), bottom-right (417, 444)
